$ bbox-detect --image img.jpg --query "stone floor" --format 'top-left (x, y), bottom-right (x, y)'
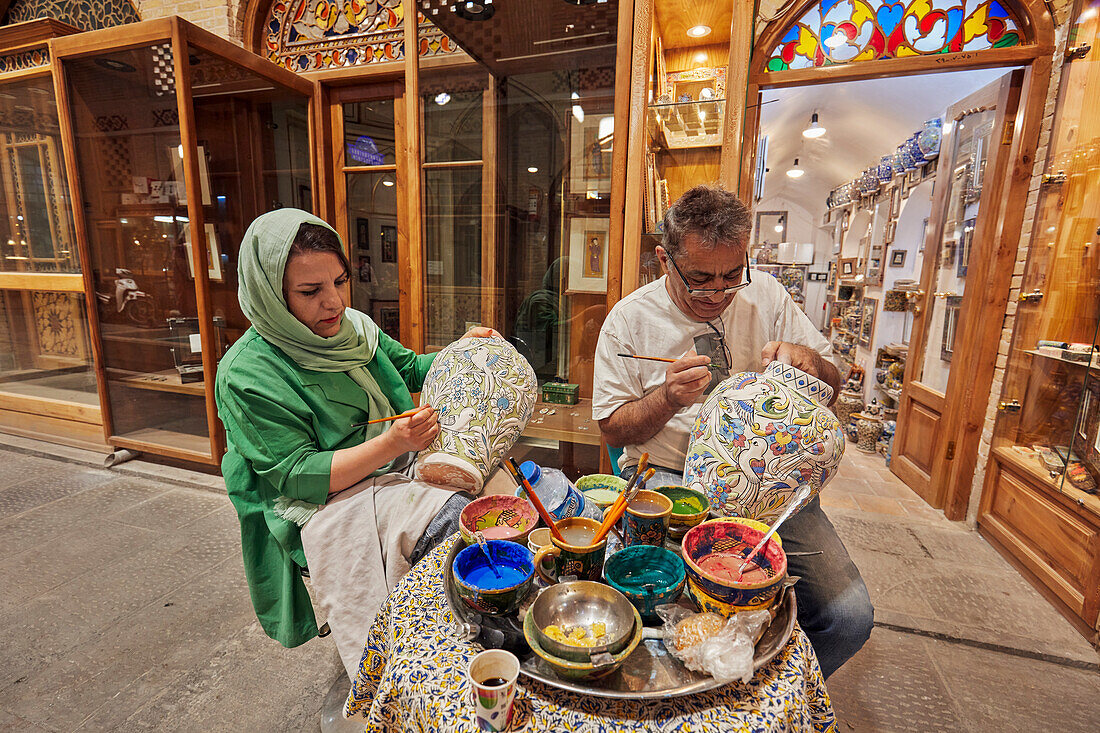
top-left (0, 434), bottom-right (1097, 732)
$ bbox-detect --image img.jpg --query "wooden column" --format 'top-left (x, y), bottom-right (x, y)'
top-left (620, 0), bottom-right (653, 297)
top-left (400, 0), bottom-right (425, 353)
top-left (605, 0), bottom-right (635, 311)
top-left (719, 0), bottom-right (754, 194)
top-left (481, 73), bottom-right (501, 330)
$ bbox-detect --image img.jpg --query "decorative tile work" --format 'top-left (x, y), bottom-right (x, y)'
top-left (0, 48), bottom-right (50, 73)
top-left (32, 292), bottom-right (85, 359)
top-left (5, 0), bottom-right (140, 31)
top-left (765, 0), bottom-right (1027, 72)
top-left (262, 1), bottom-right (457, 72)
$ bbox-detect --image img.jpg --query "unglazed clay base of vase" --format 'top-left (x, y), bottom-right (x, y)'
top-left (416, 336), bottom-right (537, 492)
top-left (684, 362), bottom-right (845, 523)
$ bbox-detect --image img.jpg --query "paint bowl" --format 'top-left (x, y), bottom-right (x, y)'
top-left (452, 540), bottom-right (535, 617)
top-left (528, 580), bottom-right (637, 663)
top-left (523, 604), bottom-right (642, 682)
top-left (700, 516), bottom-right (783, 547)
top-left (680, 520), bottom-right (787, 615)
top-left (603, 545), bottom-right (686, 622)
top-left (459, 495), bottom-right (538, 547)
top-left (576, 474), bottom-right (627, 510)
top-left (654, 486), bottom-right (711, 533)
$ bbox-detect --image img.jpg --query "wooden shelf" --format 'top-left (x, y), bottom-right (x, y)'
top-left (107, 368), bottom-right (205, 396)
top-left (992, 445), bottom-right (1100, 518)
top-left (521, 398), bottom-right (599, 447)
top-left (1023, 349), bottom-right (1099, 372)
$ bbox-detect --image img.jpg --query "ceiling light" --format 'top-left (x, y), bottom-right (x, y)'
top-left (452, 1), bottom-right (496, 20)
top-left (571, 93), bottom-right (584, 123)
top-left (382, 179), bottom-right (394, 187)
top-left (694, 51), bottom-right (707, 64)
top-left (1080, 7), bottom-right (1098, 21)
top-left (434, 92), bottom-right (451, 105)
top-left (786, 158), bottom-right (804, 178)
top-left (528, 166), bottom-right (539, 173)
top-left (802, 112), bottom-right (826, 138)
top-left (687, 25), bottom-right (711, 38)
top-left (824, 29), bottom-right (847, 49)
top-left (774, 224), bottom-right (784, 233)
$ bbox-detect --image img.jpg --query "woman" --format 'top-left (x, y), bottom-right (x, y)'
top-left (216, 208), bottom-right (492, 679)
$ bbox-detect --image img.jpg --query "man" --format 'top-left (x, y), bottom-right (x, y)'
top-left (592, 184), bottom-right (872, 678)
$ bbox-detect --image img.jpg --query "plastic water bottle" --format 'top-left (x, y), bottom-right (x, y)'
top-left (518, 461), bottom-right (584, 520)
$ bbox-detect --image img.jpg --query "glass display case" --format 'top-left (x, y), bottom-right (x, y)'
top-left (53, 18), bottom-right (313, 463)
top-left (979, 1), bottom-right (1100, 633)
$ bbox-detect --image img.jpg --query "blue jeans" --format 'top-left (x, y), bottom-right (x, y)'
top-left (624, 466), bottom-right (874, 679)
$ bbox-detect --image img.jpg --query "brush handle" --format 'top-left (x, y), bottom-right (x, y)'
top-left (617, 353), bottom-right (677, 364)
top-left (505, 458), bottom-right (564, 543)
top-left (351, 408), bottom-right (423, 428)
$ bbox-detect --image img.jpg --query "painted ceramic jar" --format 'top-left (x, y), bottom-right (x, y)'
top-left (917, 117), bottom-right (942, 160)
top-left (877, 155), bottom-right (895, 183)
top-left (835, 390), bottom-right (862, 429)
top-left (898, 140), bottom-right (915, 172)
top-left (856, 414), bottom-right (883, 453)
top-left (858, 168), bottom-right (879, 195)
top-left (416, 336), bottom-right (537, 492)
top-left (680, 520), bottom-right (787, 614)
top-left (907, 134), bottom-right (925, 167)
top-left (684, 362), bottom-right (845, 522)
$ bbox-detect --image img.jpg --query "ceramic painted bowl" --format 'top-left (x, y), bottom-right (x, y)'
top-left (654, 486), bottom-right (711, 532)
top-left (523, 598), bottom-right (642, 681)
top-left (452, 540), bottom-right (535, 617)
top-left (685, 577), bottom-right (776, 618)
top-left (700, 516), bottom-right (783, 547)
top-left (459, 495), bottom-right (538, 546)
top-left (680, 520), bottom-right (787, 612)
top-left (576, 474), bottom-right (627, 510)
top-left (528, 580), bottom-right (637, 662)
top-left (604, 545), bottom-right (686, 621)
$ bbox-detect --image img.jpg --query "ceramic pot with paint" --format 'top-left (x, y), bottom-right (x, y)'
top-left (574, 473), bottom-right (626, 511)
top-left (416, 336), bottom-right (537, 492)
top-left (533, 517), bottom-right (608, 584)
top-left (604, 545), bottom-right (686, 622)
top-left (684, 362), bottom-right (845, 523)
top-left (458, 494), bottom-right (538, 547)
top-left (452, 540), bottom-right (535, 616)
top-left (612, 489), bottom-right (673, 548)
top-left (681, 520), bottom-right (787, 615)
top-left (654, 485), bottom-right (710, 536)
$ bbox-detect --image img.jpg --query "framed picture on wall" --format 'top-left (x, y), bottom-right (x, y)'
top-left (957, 218), bottom-right (976, 277)
top-left (890, 249), bottom-right (907, 267)
top-left (827, 261), bottom-right (837, 289)
top-left (941, 295), bottom-right (962, 362)
top-left (380, 225), bottom-right (397, 263)
top-left (356, 217), bottom-right (370, 251)
top-left (884, 220), bottom-right (896, 245)
top-left (357, 255), bottom-right (371, 283)
top-left (859, 297), bottom-right (877, 347)
top-left (839, 257), bottom-right (857, 278)
top-left (183, 222), bottom-right (223, 281)
top-left (566, 217), bottom-right (610, 293)
top-left (372, 300), bottom-right (400, 339)
top-left (569, 114), bottom-right (612, 194)
top-left (889, 184), bottom-right (903, 218)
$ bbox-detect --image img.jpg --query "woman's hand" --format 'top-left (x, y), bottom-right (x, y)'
top-left (461, 326), bottom-right (499, 340)
top-left (384, 404), bottom-right (440, 454)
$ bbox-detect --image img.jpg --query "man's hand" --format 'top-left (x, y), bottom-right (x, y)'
top-left (761, 341), bottom-right (841, 404)
top-left (461, 326), bottom-right (500, 340)
top-left (662, 350), bottom-right (712, 409)
top-left (384, 404), bottom-right (440, 453)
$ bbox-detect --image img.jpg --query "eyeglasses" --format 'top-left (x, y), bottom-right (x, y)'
top-left (665, 251), bottom-right (751, 298)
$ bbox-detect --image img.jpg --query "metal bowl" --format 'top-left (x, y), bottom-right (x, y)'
top-left (528, 581), bottom-right (637, 662)
top-left (523, 605), bottom-right (643, 681)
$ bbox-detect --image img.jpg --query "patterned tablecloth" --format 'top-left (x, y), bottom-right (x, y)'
top-left (345, 535), bottom-right (837, 732)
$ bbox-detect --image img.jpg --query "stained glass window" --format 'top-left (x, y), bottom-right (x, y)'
top-left (765, 0), bottom-right (1027, 72)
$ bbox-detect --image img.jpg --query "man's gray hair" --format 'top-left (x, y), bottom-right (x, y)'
top-left (661, 184), bottom-right (752, 257)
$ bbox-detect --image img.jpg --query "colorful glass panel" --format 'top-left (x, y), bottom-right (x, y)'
top-left (262, 1), bottom-right (458, 72)
top-left (765, 0), bottom-right (1027, 72)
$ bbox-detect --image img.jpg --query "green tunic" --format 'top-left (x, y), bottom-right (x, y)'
top-left (215, 327), bottom-right (436, 647)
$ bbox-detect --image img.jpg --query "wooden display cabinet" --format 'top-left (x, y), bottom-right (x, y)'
top-left (51, 18), bottom-right (314, 464)
top-left (978, 2), bottom-right (1100, 637)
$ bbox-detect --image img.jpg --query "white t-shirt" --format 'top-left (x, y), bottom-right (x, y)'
top-left (592, 273), bottom-right (833, 473)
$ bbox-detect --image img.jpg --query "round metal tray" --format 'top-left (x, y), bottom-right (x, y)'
top-left (442, 540), bottom-right (796, 700)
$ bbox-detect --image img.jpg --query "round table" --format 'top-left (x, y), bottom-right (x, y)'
top-left (344, 535), bottom-right (837, 732)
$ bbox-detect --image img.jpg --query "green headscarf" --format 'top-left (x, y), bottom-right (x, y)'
top-left (238, 208), bottom-right (396, 519)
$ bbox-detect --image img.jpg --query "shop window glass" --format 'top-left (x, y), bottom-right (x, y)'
top-left (424, 165), bottom-right (482, 350)
top-left (0, 77), bottom-right (78, 273)
top-left (344, 100), bottom-right (396, 166)
top-left (424, 89), bottom-right (482, 163)
top-left (0, 290), bottom-right (96, 402)
top-left (345, 169), bottom-right (400, 340)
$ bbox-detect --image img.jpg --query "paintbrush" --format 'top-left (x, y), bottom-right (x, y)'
top-left (618, 353), bottom-right (725, 370)
top-left (593, 467), bottom-right (654, 545)
top-left (505, 457), bottom-right (564, 543)
top-left (351, 408), bottom-right (424, 428)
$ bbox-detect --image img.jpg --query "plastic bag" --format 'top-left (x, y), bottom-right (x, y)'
top-left (656, 605), bottom-right (774, 684)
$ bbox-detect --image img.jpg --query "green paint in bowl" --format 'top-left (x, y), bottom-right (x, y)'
top-left (654, 486), bottom-right (710, 529)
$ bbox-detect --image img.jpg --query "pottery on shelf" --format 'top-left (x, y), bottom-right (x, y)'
top-left (684, 362), bottom-right (845, 523)
top-left (863, 398), bottom-right (884, 419)
top-left (917, 118), bottom-right (942, 160)
top-left (416, 336), bottom-right (537, 492)
top-left (877, 155), bottom-right (895, 182)
top-left (835, 390), bottom-right (863, 429)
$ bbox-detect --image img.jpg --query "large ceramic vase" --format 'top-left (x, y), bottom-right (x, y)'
top-left (415, 336), bottom-right (537, 492)
top-left (835, 390), bottom-right (862, 426)
top-left (856, 414), bottom-right (883, 453)
top-left (684, 362), bottom-right (845, 523)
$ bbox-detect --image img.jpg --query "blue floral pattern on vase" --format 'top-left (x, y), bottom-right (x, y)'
top-left (877, 155), bottom-right (894, 182)
top-left (416, 337), bottom-right (537, 492)
top-left (685, 362), bottom-right (845, 523)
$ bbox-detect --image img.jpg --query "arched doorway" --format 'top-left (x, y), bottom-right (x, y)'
top-left (738, 1), bottom-right (1055, 519)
